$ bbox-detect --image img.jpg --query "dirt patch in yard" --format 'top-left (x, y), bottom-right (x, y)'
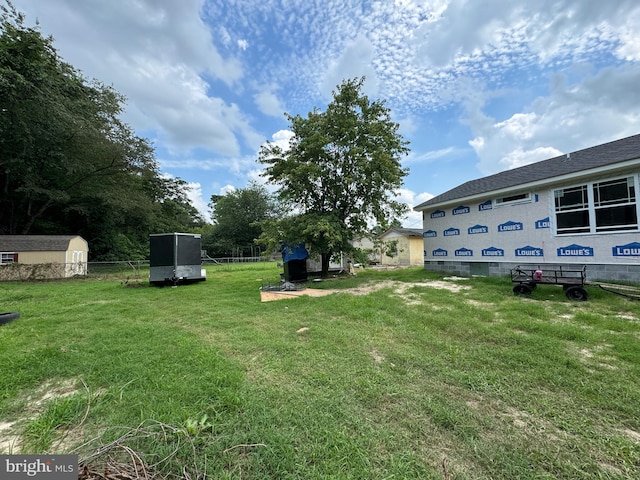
top-left (369, 349), bottom-right (385, 363)
top-left (571, 343), bottom-right (618, 371)
top-left (621, 428), bottom-right (640, 442)
top-left (260, 289), bottom-right (335, 301)
top-left (0, 420), bottom-right (19, 453)
top-left (0, 378), bottom-right (89, 454)
top-left (261, 279), bottom-right (471, 302)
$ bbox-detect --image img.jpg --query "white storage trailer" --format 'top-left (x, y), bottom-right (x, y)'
top-left (149, 233), bottom-right (206, 286)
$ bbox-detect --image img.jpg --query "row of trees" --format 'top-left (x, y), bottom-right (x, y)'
top-left (2, 3), bottom-right (410, 273)
top-left (202, 182), bottom-right (281, 258)
top-left (0, 4), bottom-right (205, 260)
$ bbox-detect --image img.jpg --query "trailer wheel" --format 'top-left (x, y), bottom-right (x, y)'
top-left (513, 284), bottom-right (533, 296)
top-left (0, 312), bottom-right (20, 326)
top-left (565, 286), bottom-right (588, 301)
top-left (526, 282), bottom-right (538, 290)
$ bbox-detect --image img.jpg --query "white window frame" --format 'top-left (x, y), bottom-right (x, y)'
top-left (553, 174), bottom-right (639, 236)
top-left (494, 192), bottom-right (531, 207)
top-left (1, 252), bottom-right (17, 265)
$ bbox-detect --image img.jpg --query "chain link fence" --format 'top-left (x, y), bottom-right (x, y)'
top-left (0, 257), bottom-right (270, 282)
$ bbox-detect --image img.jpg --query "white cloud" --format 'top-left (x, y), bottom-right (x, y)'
top-left (14, 0), bottom-right (253, 159)
top-left (498, 147), bottom-right (564, 170)
top-left (269, 130), bottom-right (295, 151)
top-left (465, 63), bottom-right (640, 174)
top-left (254, 88), bottom-right (286, 117)
top-left (321, 34), bottom-right (379, 99)
top-left (159, 155), bottom-right (258, 174)
top-left (218, 26), bottom-right (232, 48)
top-left (185, 182), bottom-right (211, 222)
top-left (220, 184), bottom-right (237, 195)
top-left (413, 0), bottom-right (639, 67)
top-left (396, 189), bottom-right (434, 227)
top-left (405, 147), bottom-right (457, 164)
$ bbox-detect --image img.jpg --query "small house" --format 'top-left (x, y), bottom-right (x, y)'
top-left (414, 134), bottom-right (640, 282)
top-left (378, 228), bottom-right (425, 266)
top-left (0, 235), bottom-right (88, 280)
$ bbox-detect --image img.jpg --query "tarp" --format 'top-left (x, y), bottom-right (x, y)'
top-left (281, 243), bottom-right (309, 263)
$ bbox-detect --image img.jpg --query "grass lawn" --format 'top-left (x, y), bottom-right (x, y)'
top-left (1, 262), bottom-right (639, 479)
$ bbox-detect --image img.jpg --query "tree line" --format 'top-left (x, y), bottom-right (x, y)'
top-left (1, 2), bottom-right (410, 274)
top-left (0, 4), bottom-right (205, 259)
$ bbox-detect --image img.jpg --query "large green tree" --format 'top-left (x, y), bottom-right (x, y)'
top-left (0, 3), bottom-right (203, 259)
top-left (258, 77), bottom-right (409, 276)
top-left (203, 182), bottom-right (279, 257)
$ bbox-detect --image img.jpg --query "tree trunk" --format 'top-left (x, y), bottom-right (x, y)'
top-left (321, 252), bottom-right (332, 278)
top-left (21, 198), bottom-right (54, 234)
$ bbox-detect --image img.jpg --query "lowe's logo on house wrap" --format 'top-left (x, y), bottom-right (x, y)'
top-left (535, 217), bottom-right (551, 229)
top-left (430, 210), bottom-right (445, 219)
top-left (558, 244), bottom-right (594, 257)
top-left (498, 221), bottom-right (523, 232)
top-left (443, 227), bottom-right (460, 236)
top-left (479, 200), bottom-right (492, 211)
top-left (455, 248), bottom-right (473, 257)
top-left (515, 245), bottom-right (543, 257)
top-left (612, 242), bottom-right (640, 257)
top-left (423, 230), bottom-right (437, 238)
top-left (432, 248), bottom-right (448, 257)
top-left (468, 224), bottom-right (488, 235)
top-left (452, 205), bottom-right (470, 215)
top-left (482, 247), bottom-right (504, 257)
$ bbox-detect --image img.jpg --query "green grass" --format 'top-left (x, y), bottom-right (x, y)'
top-left (1, 263), bottom-right (640, 479)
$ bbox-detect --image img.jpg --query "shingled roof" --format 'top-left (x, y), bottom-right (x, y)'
top-left (0, 235), bottom-right (81, 252)
top-left (381, 228), bottom-right (424, 237)
top-left (414, 133), bottom-right (640, 211)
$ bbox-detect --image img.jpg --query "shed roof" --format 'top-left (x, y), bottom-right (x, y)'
top-left (414, 133), bottom-right (640, 211)
top-left (0, 235), bottom-right (83, 252)
top-left (380, 228), bottom-right (424, 238)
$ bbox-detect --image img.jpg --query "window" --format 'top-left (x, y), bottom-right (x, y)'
top-left (554, 176), bottom-right (638, 235)
top-left (1, 252), bottom-right (17, 264)
top-left (555, 185), bottom-right (590, 234)
top-left (495, 192), bottom-right (530, 206)
top-left (593, 177), bottom-right (637, 232)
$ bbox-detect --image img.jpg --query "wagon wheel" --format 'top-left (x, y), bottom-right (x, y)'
top-left (513, 284), bottom-right (533, 296)
top-left (564, 286), bottom-right (588, 301)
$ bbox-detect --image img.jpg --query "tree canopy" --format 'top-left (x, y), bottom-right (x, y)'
top-left (202, 182), bottom-right (280, 257)
top-left (0, 3), bottom-right (204, 259)
top-left (258, 77), bottom-right (409, 276)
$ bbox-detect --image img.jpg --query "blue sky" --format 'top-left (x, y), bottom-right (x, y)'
top-left (12, 0), bottom-right (640, 227)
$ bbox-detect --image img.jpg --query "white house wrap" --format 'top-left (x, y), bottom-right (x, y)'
top-left (414, 134), bottom-right (640, 282)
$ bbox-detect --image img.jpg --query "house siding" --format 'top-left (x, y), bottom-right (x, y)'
top-left (14, 251), bottom-right (67, 265)
top-left (408, 237), bottom-right (424, 265)
top-left (420, 173), bottom-right (640, 283)
top-left (379, 230), bottom-right (424, 266)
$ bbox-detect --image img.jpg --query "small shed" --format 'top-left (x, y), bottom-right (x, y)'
top-left (378, 228), bottom-right (425, 266)
top-left (0, 235), bottom-right (88, 280)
